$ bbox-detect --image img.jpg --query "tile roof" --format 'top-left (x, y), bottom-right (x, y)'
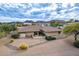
top-left (17, 25), bottom-right (61, 33)
top-left (42, 26), bottom-right (61, 32)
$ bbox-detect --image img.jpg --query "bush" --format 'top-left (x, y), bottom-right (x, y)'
top-left (45, 36), bottom-right (56, 41)
top-left (0, 32), bottom-right (6, 38)
top-left (19, 43), bottom-right (29, 50)
top-left (11, 31), bottom-right (19, 39)
top-left (73, 41), bottom-right (79, 48)
top-left (9, 39), bottom-right (14, 43)
top-left (0, 24), bottom-right (17, 32)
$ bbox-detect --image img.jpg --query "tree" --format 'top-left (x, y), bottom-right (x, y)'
top-left (50, 21), bottom-right (60, 27)
top-left (66, 19), bottom-right (74, 23)
top-left (50, 21), bottom-right (64, 27)
top-left (0, 23), bottom-right (17, 38)
top-left (0, 24), bottom-right (17, 33)
top-left (63, 22), bottom-right (79, 41)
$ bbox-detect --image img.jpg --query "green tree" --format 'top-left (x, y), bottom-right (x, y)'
top-left (63, 22), bottom-right (79, 41)
top-left (50, 21), bottom-right (63, 27)
top-left (66, 19), bottom-right (74, 23)
top-left (0, 23), bottom-right (17, 38)
top-left (0, 24), bottom-right (17, 33)
top-left (16, 22), bottom-right (23, 27)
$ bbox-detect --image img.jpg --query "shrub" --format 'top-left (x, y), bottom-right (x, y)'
top-left (9, 39), bottom-right (14, 43)
top-left (11, 31), bottom-right (19, 39)
top-left (73, 41), bottom-right (79, 48)
top-left (0, 32), bottom-right (6, 38)
top-left (0, 24), bottom-right (17, 32)
top-left (19, 43), bottom-right (29, 50)
top-left (45, 36), bottom-right (56, 41)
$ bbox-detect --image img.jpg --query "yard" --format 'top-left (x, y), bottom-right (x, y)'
top-left (0, 35), bottom-right (79, 56)
top-left (0, 23), bottom-right (79, 56)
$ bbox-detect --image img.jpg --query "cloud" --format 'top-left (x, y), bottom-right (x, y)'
top-left (0, 16), bottom-right (23, 22)
top-left (31, 3), bottom-right (51, 8)
top-left (0, 3), bottom-right (78, 22)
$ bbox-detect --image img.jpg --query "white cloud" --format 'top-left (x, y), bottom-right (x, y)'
top-left (42, 3), bottom-right (57, 11)
top-left (53, 10), bottom-right (78, 20)
top-left (0, 0), bottom-right (77, 3)
top-left (60, 9), bottom-right (67, 14)
top-left (62, 3), bottom-right (74, 8)
top-left (0, 3), bottom-right (79, 22)
top-left (0, 16), bottom-right (27, 22)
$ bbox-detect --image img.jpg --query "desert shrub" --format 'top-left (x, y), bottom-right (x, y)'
top-left (63, 23), bottom-right (79, 41)
top-left (0, 23), bottom-right (17, 38)
top-left (9, 39), bottom-right (14, 43)
top-left (73, 41), bottom-right (79, 48)
top-left (0, 24), bottom-right (17, 33)
top-left (11, 31), bottom-right (19, 39)
top-left (45, 36), bottom-right (56, 41)
top-left (19, 43), bottom-right (29, 50)
top-left (0, 32), bottom-right (6, 38)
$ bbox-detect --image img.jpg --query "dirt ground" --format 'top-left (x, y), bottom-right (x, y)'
top-left (0, 35), bottom-right (79, 56)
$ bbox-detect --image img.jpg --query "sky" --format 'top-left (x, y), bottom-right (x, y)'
top-left (0, 3), bottom-right (79, 22)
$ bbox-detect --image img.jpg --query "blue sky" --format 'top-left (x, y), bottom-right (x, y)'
top-left (0, 3), bottom-right (79, 22)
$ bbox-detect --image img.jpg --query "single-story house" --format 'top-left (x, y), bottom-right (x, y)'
top-left (41, 26), bottom-right (61, 36)
top-left (17, 25), bottom-right (61, 38)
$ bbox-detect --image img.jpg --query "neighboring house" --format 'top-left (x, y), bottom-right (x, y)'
top-left (50, 20), bottom-right (65, 23)
top-left (32, 21), bottom-right (50, 27)
top-left (17, 25), bottom-right (61, 38)
top-left (23, 22), bottom-right (33, 26)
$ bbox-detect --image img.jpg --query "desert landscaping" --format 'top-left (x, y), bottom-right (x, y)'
top-left (0, 35), bottom-right (79, 56)
top-left (0, 21), bottom-right (79, 56)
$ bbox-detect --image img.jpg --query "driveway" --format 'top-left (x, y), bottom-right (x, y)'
top-left (0, 35), bottom-right (79, 56)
